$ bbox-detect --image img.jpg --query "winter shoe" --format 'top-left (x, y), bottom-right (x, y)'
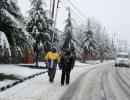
top-left (66, 82), bottom-right (69, 85)
top-left (49, 79), bottom-right (54, 84)
top-left (61, 82), bottom-right (64, 86)
top-left (50, 81), bottom-right (53, 84)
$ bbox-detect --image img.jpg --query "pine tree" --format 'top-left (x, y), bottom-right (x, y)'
top-left (0, 0), bottom-right (32, 63)
top-left (0, 45), bottom-right (3, 63)
top-left (98, 34), bottom-right (110, 62)
top-left (26, 0), bottom-right (52, 66)
top-left (2, 41), bottom-right (10, 64)
top-left (82, 19), bottom-right (96, 62)
top-left (61, 8), bottom-right (75, 54)
top-left (0, 0), bottom-right (24, 44)
top-left (94, 27), bottom-right (111, 62)
top-left (26, 0), bottom-right (51, 52)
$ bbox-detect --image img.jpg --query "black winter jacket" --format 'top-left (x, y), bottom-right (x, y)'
top-left (59, 55), bottom-right (75, 70)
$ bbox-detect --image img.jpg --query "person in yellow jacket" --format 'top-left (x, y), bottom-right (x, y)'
top-left (45, 47), bottom-right (60, 83)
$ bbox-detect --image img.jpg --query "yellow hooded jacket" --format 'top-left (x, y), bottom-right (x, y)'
top-left (45, 51), bottom-right (60, 68)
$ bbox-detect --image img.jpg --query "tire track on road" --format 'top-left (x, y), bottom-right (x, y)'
top-left (120, 67), bottom-right (130, 81)
top-left (102, 69), bottom-right (117, 100)
top-left (60, 66), bottom-right (99, 100)
top-left (91, 71), bottom-right (105, 100)
top-left (91, 68), bottom-right (114, 100)
top-left (60, 63), bottom-right (114, 100)
top-left (115, 68), bottom-right (130, 99)
top-left (100, 71), bottom-right (108, 100)
top-left (109, 67), bottom-right (129, 100)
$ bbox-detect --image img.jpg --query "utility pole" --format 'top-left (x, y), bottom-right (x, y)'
top-left (54, 0), bottom-right (60, 27)
top-left (103, 27), bottom-right (105, 35)
top-left (52, 0), bottom-right (56, 19)
top-left (50, 0), bottom-right (52, 18)
top-left (0, 32), bottom-right (1, 46)
top-left (52, 0), bottom-right (60, 45)
top-left (124, 40), bottom-right (127, 52)
top-left (113, 33), bottom-right (116, 48)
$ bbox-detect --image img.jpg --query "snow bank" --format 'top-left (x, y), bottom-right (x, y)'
top-left (0, 80), bottom-right (16, 88)
top-left (75, 60), bottom-right (102, 67)
top-left (19, 62), bottom-right (46, 68)
top-left (75, 61), bottom-right (91, 67)
top-left (0, 65), bottom-right (46, 78)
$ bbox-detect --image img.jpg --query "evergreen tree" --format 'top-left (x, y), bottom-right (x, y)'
top-left (82, 19), bottom-right (96, 62)
top-left (61, 8), bottom-right (75, 54)
top-left (26, 0), bottom-right (52, 65)
top-left (73, 25), bottom-right (86, 60)
top-left (2, 41), bottom-right (10, 64)
top-left (0, 45), bottom-right (3, 63)
top-left (94, 27), bottom-right (111, 62)
top-left (98, 34), bottom-right (110, 62)
top-left (0, 0), bottom-right (24, 44)
top-left (26, 0), bottom-right (52, 52)
top-left (16, 48), bottom-right (23, 63)
top-left (0, 0), bottom-right (33, 63)
top-left (0, 40), bottom-right (10, 64)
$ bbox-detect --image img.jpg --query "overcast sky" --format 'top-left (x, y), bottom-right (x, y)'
top-left (18, 0), bottom-right (130, 45)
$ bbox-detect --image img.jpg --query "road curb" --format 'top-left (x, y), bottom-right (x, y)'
top-left (0, 71), bottom-right (47, 92)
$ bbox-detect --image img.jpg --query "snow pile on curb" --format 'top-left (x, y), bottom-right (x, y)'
top-left (0, 71), bottom-right (47, 92)
top-left (0, 65), bottom-right (46, 78)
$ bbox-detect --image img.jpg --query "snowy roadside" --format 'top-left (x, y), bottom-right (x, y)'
top-left (0, 65), bottom-right (46, 78)
top-left (74, 60), bottom-right (99, 67)
top-left (0, 65), bottom-right (47, 88)
top-left (0, 61), bottom-right (87, 88)
top-left (0, 61), bottom-right (113, 100)
top-left (18, 62), bottom-right (47, 68)
top-left (0, 80), bottom-right (16, 88)
top-left (18, 60), bottom-right (105, 68)
top-left (0, 60), bottom-right (111, 88)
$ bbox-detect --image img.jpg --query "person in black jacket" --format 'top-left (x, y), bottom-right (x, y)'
top-left (59, 49), bottom-right (75, 86)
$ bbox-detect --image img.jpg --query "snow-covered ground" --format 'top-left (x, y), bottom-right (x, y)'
top-left (0, 65), bottom-right (46, 78)
top-left (0, 80), bottom-right (16, 88)
top-left (18, 62), bottom-right (46, 67)
top-left (19, 60), bottom-right (103, 67)
top-left (0, 61), bottom-right (111, 100)
top-left (75, 60), bottom-right (100, 67)
top-left (0, 64), bottom-right (47, 88)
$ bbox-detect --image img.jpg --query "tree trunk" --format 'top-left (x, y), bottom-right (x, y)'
top-left (35, 40), bottom-right (39, 67)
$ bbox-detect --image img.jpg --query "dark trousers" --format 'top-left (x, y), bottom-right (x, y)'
top-left (61, 69), bottom-right (71, 84)
top-left (48, 68), bottom-right (56, 82)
